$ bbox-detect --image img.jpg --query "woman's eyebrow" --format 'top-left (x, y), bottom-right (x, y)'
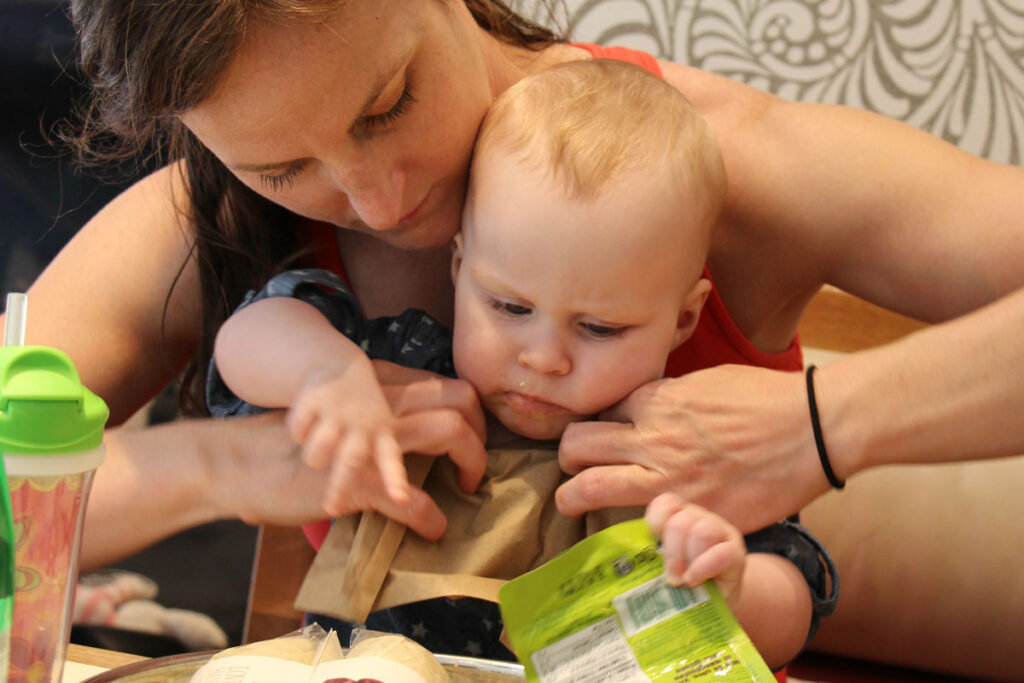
top-left (355, 51), bottom-right (410, 119)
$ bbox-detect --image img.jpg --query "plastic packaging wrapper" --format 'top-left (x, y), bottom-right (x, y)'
top-left (498, 519), bottom-right (775, 682)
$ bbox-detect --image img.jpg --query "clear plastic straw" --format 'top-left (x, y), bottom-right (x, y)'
top-left (4, 293), bottom-right (27, 347)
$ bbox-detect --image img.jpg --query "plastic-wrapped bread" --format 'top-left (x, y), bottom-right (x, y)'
top-left (189, 625), bottom-right (343, 681)
top-left (344, 633), bottom-right (450, 682)
top-left (190, 628), bottom-right (449, 682)
top-left (208, 629), bottom-right (337, 663)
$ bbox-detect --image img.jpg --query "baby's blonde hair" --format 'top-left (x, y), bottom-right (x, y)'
top-left (475, 58), bottom-right (726, 222)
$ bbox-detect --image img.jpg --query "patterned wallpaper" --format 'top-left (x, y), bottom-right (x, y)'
top-left (522, 0), bottom-right (1024, 164)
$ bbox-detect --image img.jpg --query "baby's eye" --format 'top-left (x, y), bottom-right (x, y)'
top-left (488, 298), bottom-right (531, 317)
top-left (580, 322), bottom-right (626, 338)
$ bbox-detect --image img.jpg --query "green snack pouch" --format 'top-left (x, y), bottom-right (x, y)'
top-left (498, 518), bottom-right (775, 682)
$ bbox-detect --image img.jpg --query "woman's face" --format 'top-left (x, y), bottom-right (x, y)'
top-left (180, 0), bottom-right (499, 250)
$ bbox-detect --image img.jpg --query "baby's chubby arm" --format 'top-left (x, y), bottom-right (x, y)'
top-left (213, 297), bottom-right (408, 510)
top-left (645, 493), bottom-right (810, 669)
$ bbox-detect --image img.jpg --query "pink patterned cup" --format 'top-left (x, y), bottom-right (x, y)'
top-left (6, 463), bottom-right (99, 683)
top-left (0, 345), bottom-right (108, 683)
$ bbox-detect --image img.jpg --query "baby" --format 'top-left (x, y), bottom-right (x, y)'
top-left (209, 60), bottom-right (832, 670)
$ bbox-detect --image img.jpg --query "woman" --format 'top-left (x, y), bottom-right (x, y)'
top-left (12, 0), bottom-right (1024, 675)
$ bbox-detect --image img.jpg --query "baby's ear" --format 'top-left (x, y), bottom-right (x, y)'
top-left (450, 232), bottom-right (465, 285)
top-left (672, 278), bottom-right (712, 350)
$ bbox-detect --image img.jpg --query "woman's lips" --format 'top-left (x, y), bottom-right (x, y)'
top-left (502, 392), bottom-right (571, 417)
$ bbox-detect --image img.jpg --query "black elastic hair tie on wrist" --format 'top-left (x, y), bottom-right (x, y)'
top-left (805, 365), bottom-right (845, 490)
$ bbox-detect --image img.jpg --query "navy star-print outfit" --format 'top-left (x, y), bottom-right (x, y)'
top-left (206, 268), bottom-right (837, 663)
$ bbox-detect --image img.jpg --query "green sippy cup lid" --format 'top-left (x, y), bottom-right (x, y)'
top-left (0, 346), bottom-right (109, 454)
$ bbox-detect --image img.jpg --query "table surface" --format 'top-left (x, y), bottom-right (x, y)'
top-left (67, 644), bottom-right (147, 669)
top-left (64, 644), bottom-right (148, 682)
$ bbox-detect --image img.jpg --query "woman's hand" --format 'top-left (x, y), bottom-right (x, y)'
top-left (372, 359), bottom-right (488, 495)
top-left (86, 366), bottom-right (486, 570)
top-left (238, 361), bottom-right (485, 541)
top-left (556, 364), bottom-right (829, 534)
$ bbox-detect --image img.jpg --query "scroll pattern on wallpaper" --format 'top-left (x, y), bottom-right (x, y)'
top-left (522, 0), bottom-right (1024, 164)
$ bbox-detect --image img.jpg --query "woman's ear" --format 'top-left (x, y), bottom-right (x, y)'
top-left (450, 232), bottom-right (465, 285)
top-left (672, 278), bottom-right (712, 350)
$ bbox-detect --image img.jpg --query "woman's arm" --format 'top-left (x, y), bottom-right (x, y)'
top-left (84, 359), bottom-right (493, 570)
top-left (816, 285), bottom-right (1024, 477)
top-left (662, 60), bottom-right (1024, 325)
top-left (557, 65), bottom-right (1024, 532)
top-left (15, 164), bottom-right (201, 425)
top-left (558, 287), bottom-right (1024, 534)
top-left (9, 165), bottom-right (487, 566)
top-left (83, 412), bottom-right (324, 571)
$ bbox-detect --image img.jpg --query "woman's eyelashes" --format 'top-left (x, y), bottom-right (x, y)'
top-left (256, 81), bottom-right (416, 192)
top-left (361, 81), bottom-right (417, 133)
top-left (259, 160), bottom-right (308, 192)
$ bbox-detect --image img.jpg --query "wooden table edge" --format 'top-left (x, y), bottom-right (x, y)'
top-left (67, 643), bottom-right (148, 670)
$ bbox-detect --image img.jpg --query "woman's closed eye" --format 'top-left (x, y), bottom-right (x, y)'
top-left (259, 160), bottom-right (308, 192)
top-left (360, 81), bottom-right (417, 133)
top-left (256, 81), bottom-right (416, 192)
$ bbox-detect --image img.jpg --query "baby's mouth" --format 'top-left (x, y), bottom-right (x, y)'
top-left (501, 391), bottom-right (571, 418)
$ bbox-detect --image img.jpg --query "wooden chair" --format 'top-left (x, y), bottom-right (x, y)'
top-left (243, 523), bottom-right (314, 643)
top-left (243, 286), bottom-right (930, 668)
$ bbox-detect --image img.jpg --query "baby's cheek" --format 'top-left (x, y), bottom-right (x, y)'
top-left (578, 358), bottom-right (661, 412)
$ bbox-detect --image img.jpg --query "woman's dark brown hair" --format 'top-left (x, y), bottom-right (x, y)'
top-left (65, 0), bottom-right (564, 414)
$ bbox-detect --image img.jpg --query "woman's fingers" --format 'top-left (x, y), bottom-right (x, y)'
top-left (393, 408), bottom-right (487, 493)
top-left (373, 361), bottom-right (487, 444)
top-left (555, 462), bottom-right (660, 518)
top-left (373, 431), bottom-right (410, 505)
top-left (320, 461), bottom-right (447, 541)
top-left (558, 421), bottom-right (641, 474)
top-left (376, 485), bottom-right (448, 541)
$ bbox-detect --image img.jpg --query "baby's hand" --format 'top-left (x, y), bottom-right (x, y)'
top-left (286, 370), bottom-right (408, 514)
top-left (645, 493), bottom-right (746, 604)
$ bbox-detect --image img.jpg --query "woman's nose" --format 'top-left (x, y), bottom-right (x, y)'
top-left (328, 160), bottom-right (405, 230)
top-left (517, 331), bottom-right (572, 376)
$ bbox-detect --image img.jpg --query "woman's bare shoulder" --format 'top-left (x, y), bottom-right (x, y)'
top-left (657, 59), bottom-right (774, 129)
top-left (25, 162), bottom-right (202, 422)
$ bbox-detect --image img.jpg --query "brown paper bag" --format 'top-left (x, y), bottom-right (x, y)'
top-left (295, 443), bottom-right (642, 622)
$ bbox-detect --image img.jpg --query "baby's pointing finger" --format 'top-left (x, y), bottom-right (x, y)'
top-left (374, 432), bottom-right (410, 506)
